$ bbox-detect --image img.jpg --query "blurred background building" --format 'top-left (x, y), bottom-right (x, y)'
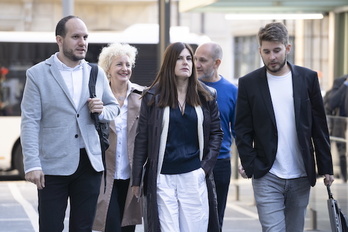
top-left (0, 0), bottom-right (347, 91)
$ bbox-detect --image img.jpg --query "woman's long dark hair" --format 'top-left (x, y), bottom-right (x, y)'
top-left (147, 42), bottom-right (213, 108)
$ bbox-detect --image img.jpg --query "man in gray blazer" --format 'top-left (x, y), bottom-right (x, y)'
top-left (20, 15), bottom-right (119, 232)
top-left (235, 22), bottom-right (334, 232)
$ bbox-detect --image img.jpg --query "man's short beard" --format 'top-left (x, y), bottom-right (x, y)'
top-left (63, 49), bottom-right (85, 62)
top-left (266, 59), bottom-right (287, 74)
top-left (199, 70), bottom-right (214, 80)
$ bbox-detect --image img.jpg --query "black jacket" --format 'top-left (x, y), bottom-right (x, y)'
top-left (235, 62), bottom-right (333, 187)
top-left (132, 84), bottom-right (223, 232)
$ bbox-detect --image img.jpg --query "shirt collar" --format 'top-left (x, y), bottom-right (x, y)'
top-left (54, 52), bottom-right (85, 71)
top-left (126, 81), bottom-right (133, 97)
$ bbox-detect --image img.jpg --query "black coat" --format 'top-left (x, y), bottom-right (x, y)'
top-left (235, 62), bottom-right (333, 187)
top-left (327, 75), bottom-right (348, 117)
top-left (132, 84), bottom-right (223, 232)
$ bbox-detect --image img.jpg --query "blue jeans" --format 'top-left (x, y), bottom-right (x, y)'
top-left (252, 172), bottom-right (310, 232)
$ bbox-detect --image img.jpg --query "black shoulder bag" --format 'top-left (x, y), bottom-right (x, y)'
top-left (88, 63), bottom-right (109, 192)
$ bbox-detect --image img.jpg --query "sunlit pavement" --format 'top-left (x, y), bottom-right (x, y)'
top-left (0, 175), bottom-right (347, 232)
top-left (136, 178), bottom-right (348, 232)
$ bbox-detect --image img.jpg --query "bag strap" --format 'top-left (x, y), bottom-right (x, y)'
top-left (88, 63), bottom-right (99, 129)
top-left (88, 63), bottom-right (98, 98)
top-left (88, 63), bottom-right (107, 192)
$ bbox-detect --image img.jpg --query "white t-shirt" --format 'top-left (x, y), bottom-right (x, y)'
top-left (267, 71), bottom-right (306, 179)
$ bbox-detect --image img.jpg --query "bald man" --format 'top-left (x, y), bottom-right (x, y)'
top-left (195, 42), bottom-right (238, 231)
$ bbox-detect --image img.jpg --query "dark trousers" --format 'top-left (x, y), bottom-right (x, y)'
top-left (105, 179), bottom-right (135, 232)
top-left (213, 158), bottom-right (231, 232)
top-left (336, 142), bottom-right (347, 182)
top-left (332, 118), bottom-right (347, 182)
top-left (38, 149), bottom-right (102, 232)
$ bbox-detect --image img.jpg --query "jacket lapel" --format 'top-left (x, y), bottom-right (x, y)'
top-left (77, 63), bottom-right (91, 112)
top-left (258, 67), bottom-right (277, 127)
top-left (127, 93), bottom-right (139, 135)
top-left (47, 57), bottom-right (76, 109)
top-left (289, 63), bottom-right (303, 124)
top-left (127, 83), bottom-right (144, 135)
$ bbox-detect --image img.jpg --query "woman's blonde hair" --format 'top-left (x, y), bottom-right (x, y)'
top-left (98, 43), bottom-right (138, 79)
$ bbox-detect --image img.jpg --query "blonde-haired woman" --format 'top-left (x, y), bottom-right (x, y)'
top-left (93, 43), bottom-right (145, 232)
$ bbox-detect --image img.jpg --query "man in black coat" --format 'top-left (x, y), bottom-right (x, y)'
top-left (235, 22), bottom-right (334, 232)
top-left (324, 74), bottom-right (348, 182)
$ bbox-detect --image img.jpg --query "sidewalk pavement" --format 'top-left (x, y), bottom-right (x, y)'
top-left (223, 178), bottom-right (347, 232)
top-left (135, 178), bottom-right (348, 232)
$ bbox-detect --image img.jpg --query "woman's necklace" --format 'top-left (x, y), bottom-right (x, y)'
top-left (116, 95), bottom-right (126, 101)
top-left (116, 95), bottom-right (126, 107)
top-left (178, 100), bottom-right (186, 115)
top-left (112, 89), bottom-right (127, 106)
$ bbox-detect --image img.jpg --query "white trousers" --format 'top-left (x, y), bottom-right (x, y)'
top-left (157, 168), bottom-right (209, 232)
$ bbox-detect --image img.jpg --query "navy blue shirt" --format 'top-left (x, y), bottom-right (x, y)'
top-left (161, 104), bottom-right (201, 174)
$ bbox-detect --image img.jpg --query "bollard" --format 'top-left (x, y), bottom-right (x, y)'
top-left (235, 184), bottom-right (240, 201)
top-left (309, 208), bottom-right (318, 231)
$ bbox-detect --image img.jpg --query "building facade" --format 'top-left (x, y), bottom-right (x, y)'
top-left (1, 0), bottom-right (348, 91)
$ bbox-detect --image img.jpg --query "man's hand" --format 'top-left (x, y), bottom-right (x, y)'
top-left (25, 170), bottom-right (45, 190)
top-left (238, 165), bottom-right (248, 179)
top-left (323, 174), bottom-right (334, 186)
top-left (88, 98), bottom-right (103, 114)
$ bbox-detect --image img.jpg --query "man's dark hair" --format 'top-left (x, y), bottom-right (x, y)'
top-left (55, 15), bottom-right (79, 37)
top-left (258, 22), bottom-right (289, 46)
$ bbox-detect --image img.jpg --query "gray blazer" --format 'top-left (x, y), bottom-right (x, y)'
top-left (21, 55), bottom-right (119, 175)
